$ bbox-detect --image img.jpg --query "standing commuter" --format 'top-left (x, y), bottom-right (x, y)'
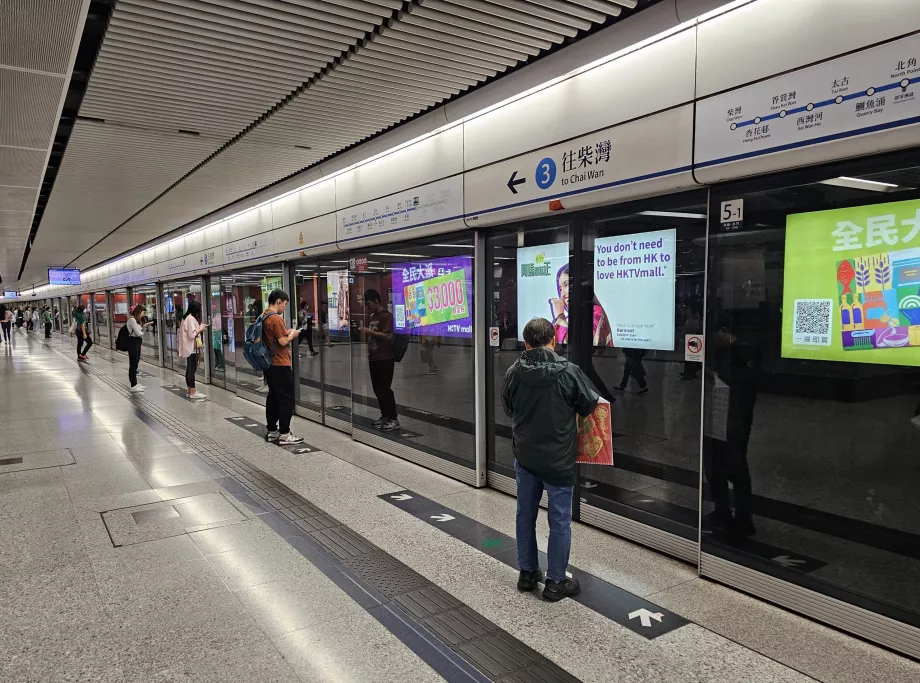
top-left (43, 306), bottom-right (52, 338)
top-left (16, 307), bottom-right (24, 331)
top-left (127, 305), bottom-right (152, 393)
top-left (74, 305), bottom-right (93, 360)
top-left (0, 305), bottom-right (11, 344)
top-left (614, 348), bottom-right (649, 395)
top-left (178, 301), bottom-right (208, 400)
top-left (24, 307), bottom-right (32, 333)
top-left (31, 307), bottom-right (40, 334)
top-left (501, 317), bottom-right (600, 601)
top-left (261, 290), bottom-right (303, 444)
top-left (359, 289), bottom-right (399, 431)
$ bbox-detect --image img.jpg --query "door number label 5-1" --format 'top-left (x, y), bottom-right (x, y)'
top-left (721, 199), bottom-right (743, 231)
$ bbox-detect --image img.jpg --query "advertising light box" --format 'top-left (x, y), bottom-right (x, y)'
top-left (516, 242), bottom-right (570, 342)
top-left (593, 228), bottom-right (677, 350)
top-left (782, 198), bottom-right (920, 366)
top-left (391, 256), bottom-right (472, 338)
top-left (48, 268), bottom-right (81, 285)
top-left (326, 270), bottom-right (350, 332)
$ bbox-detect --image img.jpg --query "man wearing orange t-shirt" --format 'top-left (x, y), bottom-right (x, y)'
top-left (262, 290), bottom-right (303, 445)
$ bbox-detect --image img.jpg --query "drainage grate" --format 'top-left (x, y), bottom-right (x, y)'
top-left (62, 347), bottom-right (583, 683)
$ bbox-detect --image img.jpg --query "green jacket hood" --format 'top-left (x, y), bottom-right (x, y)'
top-left (516, 347), bottom-right (568, 387)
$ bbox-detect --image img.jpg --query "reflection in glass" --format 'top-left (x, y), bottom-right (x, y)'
top-left (163, 279), bottom-right (203, 376)
top-left (349, 236), bottom-right (476, 465)
top-left (90, 293), bottom-right (106, 345)
top-left (111, 289), bottom-right (128, 350)
top-left (131, 285), bottom-right (159, 363)
top-left (293, 260), bottom-right (323, 416)
top-left (231, 268), bottom-right (282, 394)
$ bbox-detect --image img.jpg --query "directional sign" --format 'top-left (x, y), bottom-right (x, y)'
top-left (507, 170), bottom-right (526, 194)
top-left (430, 513), bottom-right (455, 523)
top-left (629, 609), bottom-right (664, 628)
top-left (391, 494), bottom-right (413, 501)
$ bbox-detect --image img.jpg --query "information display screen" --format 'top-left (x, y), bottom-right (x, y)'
top-left (593, 228), bottom-right (677, 350)
top-left (48, 268), bottom-right (81, 285)
top-left (782, 198), bottom-right (920, 366)
top-left (391, 256), bottom-right (472, 338)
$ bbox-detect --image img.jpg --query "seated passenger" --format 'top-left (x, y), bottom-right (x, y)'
top-left (501, 317), bottom-right (599, 601)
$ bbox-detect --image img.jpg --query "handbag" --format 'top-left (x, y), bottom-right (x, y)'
top-left (68, 320), bottom-right (76, 334)
top-left (195, 334), bottom-right (204, 350)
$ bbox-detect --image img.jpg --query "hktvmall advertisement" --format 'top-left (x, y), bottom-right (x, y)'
top-left (391, 256), bottom-right (472, 338)
top-left (782, 197), bottom-right (920, 366)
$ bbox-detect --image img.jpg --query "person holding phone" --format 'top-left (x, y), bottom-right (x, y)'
top-left (127, 305), bottom-right (154, 393)
top-left (178, 301), bottom-right (208, 400)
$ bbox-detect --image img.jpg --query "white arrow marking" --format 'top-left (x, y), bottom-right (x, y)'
top-left (628, 609), bottom-right (664, 628)
top-left (430, 513), bottom-right (455, 523)
top-left (391, 494), bottom-right (413, 501)
top-left (245, 423), bottom-right (258, 427)
top-left (294, 448), bottom-right (310, 454)
top-left (582, 481), bottom-right (597, 489)
top-left (230, 417), bottom-right (244, 420)
top-left (772, 555), bottom-right (806, 568)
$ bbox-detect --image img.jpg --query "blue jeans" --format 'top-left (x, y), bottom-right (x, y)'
top-left (515, 460), bottom-right (574, 584)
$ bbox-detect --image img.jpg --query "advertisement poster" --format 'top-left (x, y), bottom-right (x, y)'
top-left (515, 243), bottom-right (569, 341)
top-left (782, 198), bottom-right (920, 366)
top-left (260, 276), bottom-right (282, 310)
top-left (593, 228), bottom-right (677, 350)
top-left (391, 256), bottom-right (472, 338)
top-left (326, 270), bottom-right (350, 332)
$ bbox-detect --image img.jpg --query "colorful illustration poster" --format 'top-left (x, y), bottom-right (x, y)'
top-left (326, 270), bottom-right (350, 332)
top-left (783, 198), bottom-right (920, 366)
top-left (260, 276), bottom-right (282, 309)
top-left (391, 256), bottom-right (472, 337)
top-left (515, 243), bottom-right (569, 342)
top-left (593, 229), bottom-right (677, 351)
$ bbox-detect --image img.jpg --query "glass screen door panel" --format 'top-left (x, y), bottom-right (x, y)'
top-left (293, 260), bottom-right (323, 416)
top-left (319, 258), bottom-right (352, 427)
top-left (162, 279), bottom-right (203, 374)
top-left (209, 278), bottom-right (228, 386)
top-left (486, 222), bottom-right (571, 480)
top-left (231, 267), bottom-right (283, 395)
top-left (111, 289), bottom-right (128, 350)
top-left (131, 285), bottom-right (159, 363)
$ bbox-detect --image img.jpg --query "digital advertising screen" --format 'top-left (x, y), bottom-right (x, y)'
top-left (593, 228), bottom-right (677, 351)
top-left (515, 242), bottom-right (569, 341)
top-left (326, 270), bottom-right (350, 332)
top-left (48, 268), bottom-right (81, 285)
top-left (391, 256), bottom-right (472, 338)
top-left (782, 198), bottom-right (920, 366)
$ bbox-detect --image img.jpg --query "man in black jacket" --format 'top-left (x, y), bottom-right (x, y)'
top-left (502, 317), bottom-right (599, 601)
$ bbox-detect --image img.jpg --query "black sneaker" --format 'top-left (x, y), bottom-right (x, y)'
top-left (370, 416), bottom-right (385, 429)
top-left (381, 419), bottom-right (400, 432)
top-left (517, 568), bottom-right (543, 592)
top-left (612, 384), bottom-right (626, 391)
top-left (542, 576), bottom-right (580, 602)
top-left (637, 387), bottom-right (650, 396)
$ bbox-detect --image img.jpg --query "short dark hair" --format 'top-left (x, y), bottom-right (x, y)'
top-left (268, 289), bottom-right (289, 305)
top-left (523, 317), bottom-right (555, 348)
top-left (364, 289), bottom-right (381, 304)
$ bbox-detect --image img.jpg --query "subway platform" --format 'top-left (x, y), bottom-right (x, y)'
top-left (2, 330), bottom-right (918, 683)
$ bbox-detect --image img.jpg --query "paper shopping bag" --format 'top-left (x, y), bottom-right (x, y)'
top-left (576, 398), bottom-right (613, 466)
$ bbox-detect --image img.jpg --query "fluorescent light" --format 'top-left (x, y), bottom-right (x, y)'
top-left (638, 211), bottom-right (707, 219)
top-left (369, 253), bottom-right (425, 258)
top-left (819, 176), bottom-right (900, 192)
top-left (429, 244), bottom-right (473, 249)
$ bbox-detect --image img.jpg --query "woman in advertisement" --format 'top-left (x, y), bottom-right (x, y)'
top-left (550, 265), bottom-right (613, 347)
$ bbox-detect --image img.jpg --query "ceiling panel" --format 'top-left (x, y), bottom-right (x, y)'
top-left (22, 0), bottom-right (643, 288)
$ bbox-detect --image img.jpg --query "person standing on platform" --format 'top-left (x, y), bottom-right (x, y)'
top-left (31, 307), bottom-right (39, 334)
top-left (614, 348), bottom-right (649, 395)
top-left (178, 301), bottom-right (208, 400)
top-left (43, 306), bottom-right (52, 338)
top-left (74, 305), bottom-right (93, 360)
top-left (359, 289), bottom-right (399, 432)
top-left (501, 317), bottom-right (599, 602)
top-left (127, 305), bottom-right (152, 393)
top-left (0, 305), bottom-right (11, 344)
top-left (262, 290), bottom-right (303, 445)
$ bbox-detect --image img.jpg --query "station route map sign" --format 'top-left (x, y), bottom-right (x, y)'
top-left (594, 229), bottom-right (676, 351)
top-left (782, 198), bottom-right (920, 367)
top-left (391, 256), bottom-right (472, 338)
top-left (696, 33), bottom-right (920, 165)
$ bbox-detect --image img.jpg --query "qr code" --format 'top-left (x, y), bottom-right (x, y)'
top-left (792, 298), bottom-right (833, 346)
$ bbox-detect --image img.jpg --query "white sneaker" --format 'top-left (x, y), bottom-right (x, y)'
top-left (266, 430), bottom-right (280, 441)
top-left (188, 392), bottom-right (207, 400)
top-left (256, 384), bottom-right (270, 394)
top-left (278, 432), bottom-right (303, 444)
top-left (129, 384), bottom-right (146, 393)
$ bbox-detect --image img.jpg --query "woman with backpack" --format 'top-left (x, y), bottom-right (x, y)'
top-left (178, 301), bottom-right (208, 400)
top-left (125, 305), bottom-right (152, 393)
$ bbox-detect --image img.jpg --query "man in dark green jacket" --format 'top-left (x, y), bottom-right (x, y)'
top-left (502, 317), bottom-right (599, 601)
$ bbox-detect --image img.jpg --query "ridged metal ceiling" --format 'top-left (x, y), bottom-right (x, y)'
top-left (19, 0), bottom-right (641, 286)
top-left (0, 0), bottom-right (89, 288)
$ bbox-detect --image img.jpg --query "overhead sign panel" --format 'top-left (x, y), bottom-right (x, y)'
top-left (48, 268), bottom-right (81, 285)
top-left (696, 33), bottom-right (920, 169)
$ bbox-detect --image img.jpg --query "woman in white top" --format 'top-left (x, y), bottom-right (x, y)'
top-left (31, 307), bottom-right (40, 334)
top-left (127, 305), bottom-right (152, 393)
top-left (178, 301), bottom-right (208, 399)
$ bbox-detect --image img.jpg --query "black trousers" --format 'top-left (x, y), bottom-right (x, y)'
top-left (44, 322), bottom-right (52, 338)
top-left (185, 353), bottom-right (198, 389)
top-left (369, 359), bottom-right (397, 420)
top-left (265, 365), bottom-right (295, 434)
top-left (619, 358), bottom-right (647, 389)
top-left (76, 329), bottom-right (93, 356)
top-left (706, 430), bottom-right (754, 525)
top-left (128, 338), bottom-right (141, 386)
top-left (1, 321), bottom-right (10, 341)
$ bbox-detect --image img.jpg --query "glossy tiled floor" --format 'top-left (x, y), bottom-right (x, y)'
top-left (1, 329), bottom-right (918, 682)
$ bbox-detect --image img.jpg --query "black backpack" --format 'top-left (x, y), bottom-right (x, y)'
top-left (392, 334), bottom-right (409, 362)
top-left (115, 324), bottom-right (130, 351)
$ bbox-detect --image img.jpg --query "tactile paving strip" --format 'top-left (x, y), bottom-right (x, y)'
top-left (68, 355), bottom-right (581, 683)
